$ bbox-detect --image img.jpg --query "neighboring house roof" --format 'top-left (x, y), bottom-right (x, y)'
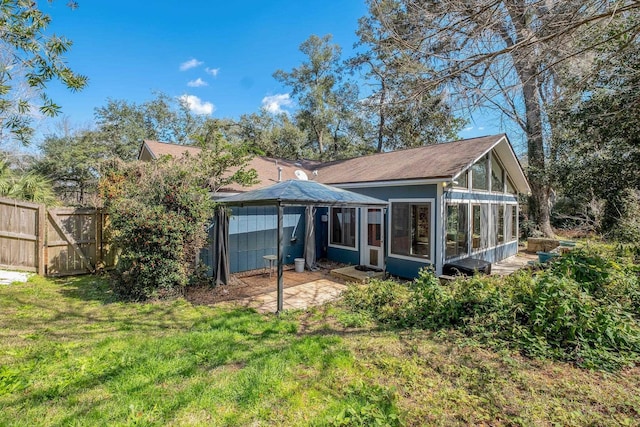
top-left (222, 157), bottom-right (320, 193)
top-left (139, 140), bottom-right (202, 160)
top-left (138, 140), bottom-right (319, 193)
top-left (315, 134), bottom-right (530, 194)
top-left (137, 134), bottom-right (530, 194)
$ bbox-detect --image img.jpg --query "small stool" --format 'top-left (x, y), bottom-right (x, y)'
top-left (263, 255), bottom-right (277, 278)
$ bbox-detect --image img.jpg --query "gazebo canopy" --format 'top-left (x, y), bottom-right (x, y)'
top-left (219, 179), bottom-right (388, 314)
top-left (219, 179), bottom-right (388, 207)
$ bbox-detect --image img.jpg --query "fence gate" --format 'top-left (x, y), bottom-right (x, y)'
top-left (0, 197), bottom-right (115, 276)
top-left (47, 208), bottom-right (98, 276)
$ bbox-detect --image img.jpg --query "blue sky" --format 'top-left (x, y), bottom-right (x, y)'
top-left (40, 0), bottom-right (503, 143)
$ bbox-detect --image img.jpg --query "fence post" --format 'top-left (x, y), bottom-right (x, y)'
top-left (96, 209), bottom-right (103, 268)
top-left (37, 204), bottom-right (46, 276)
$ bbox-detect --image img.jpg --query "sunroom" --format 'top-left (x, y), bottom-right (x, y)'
top-left (320, 134), bottom-right (530, 277)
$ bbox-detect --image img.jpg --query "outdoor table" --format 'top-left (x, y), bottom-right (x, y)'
top-left (263, 255), bottom-right (277, 278)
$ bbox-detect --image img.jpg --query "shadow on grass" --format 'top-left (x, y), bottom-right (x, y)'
top-left (55, 274), bottom-right (116, 304)
top-left (2, 300), bottom-right (354, 425)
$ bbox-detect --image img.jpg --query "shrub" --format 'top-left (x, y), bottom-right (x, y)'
top-left (99, 126), bottom-right (259, 300)
top-left (101, 158), bottom-right (214, 300)
top-left (342, 244), bottom-right (640, 370)
top-left (342, 280), bottom-right (411, 326)
top-left (512, 273), bottom-right (640, 369)
top-left (548, 247), bottom-right (640, 315)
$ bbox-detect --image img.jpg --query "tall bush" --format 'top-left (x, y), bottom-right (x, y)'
top-left (100, 158), bottom-right (214, 300)
top-left (100, 123), bottom-right (258, 300)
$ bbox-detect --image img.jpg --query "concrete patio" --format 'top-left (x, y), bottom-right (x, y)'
top-left (233, 279), bottom-right (347, 313)
top-left (491, 251), bottom-right (538, 276)
top-left (194, 266), bottom-right (349, 314)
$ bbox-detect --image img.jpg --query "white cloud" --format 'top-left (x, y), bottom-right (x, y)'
top-left (205, 67), bottom-right (220, 77)
top-left (179, 58), bottom-right (203, 71)
top-left (261, 93), bottom-right (293, 114)
top-left (187, 78), bottom-right (208, 87)
top-left (462, 126), bottom-right (474, 132)
top-left (179, 94), bottom-right (215, 115)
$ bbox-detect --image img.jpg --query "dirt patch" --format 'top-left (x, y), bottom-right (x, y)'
top-left (186, 260), bottom-right (348, 306)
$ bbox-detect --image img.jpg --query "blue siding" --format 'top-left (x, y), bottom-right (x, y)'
top-left (323, 184), bottom-right (441, 279)
top-left (327, 246), bottom-right (360, 265)
top-left (387, 257), bottom-right (433, 280)
top-left (214, 184), bottom-right (519, 279)
top-left (348, 185), bottom-right (439, 279)
top-left (227, 206), bottom-right (305, 273)
top-left (341, 185), bottom-right (437, 200)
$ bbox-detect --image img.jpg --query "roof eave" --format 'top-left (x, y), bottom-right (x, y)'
top-left (328, 177), bottom-right (451, 188)
top-left (221, 199), bottom-right (388, 208)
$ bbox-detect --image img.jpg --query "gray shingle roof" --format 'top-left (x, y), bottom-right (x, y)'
top-left (315, 135), bottom-right (506, 184)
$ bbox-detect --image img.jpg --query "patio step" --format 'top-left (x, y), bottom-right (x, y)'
top-left (330, 266), bottom-right (385, 283)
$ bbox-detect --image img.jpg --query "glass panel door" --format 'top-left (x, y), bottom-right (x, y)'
top-left (364, 208), bottom-right (384, 269)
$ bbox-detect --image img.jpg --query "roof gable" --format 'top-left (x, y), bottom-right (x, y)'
top-left (139, 140), bottom-right (202, 160)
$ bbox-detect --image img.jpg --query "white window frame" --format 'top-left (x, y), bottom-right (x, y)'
top-left (506, 203), bottom-right (519, 242)
top-left (471, 154), bottom-right (490, 193)
top-left (388, 198), bottom-right (435, 263)
top-left (445, 201), bottom-right (470, 261)
top-left (328, 207), bottom-right (359, 251)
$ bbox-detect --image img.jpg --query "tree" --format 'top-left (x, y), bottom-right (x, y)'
top-left (100, 126), bottom-right (258, 300)
top-left (551, 31), bottom-right (640, 240)
top-left (0, 0), bottom-right (87, 146)
top-left (0, 155), bottom-right (57, 204)
top-left (236, 109), bottom-right (308, 158)
top-left (191, 118), bottom-right (259, 194)
top-left (33, 130), bottom-right (110, 205)
top-left (361, 0), bottom-right (640, 236)
top-left (274, 34), bottom-right (361, 160)
top-left (93, 93), bottom-right (205, 161)
top-left (32, 94), bottom-right (222, 205)
top-left (349, 1), bottom-right (463, 152)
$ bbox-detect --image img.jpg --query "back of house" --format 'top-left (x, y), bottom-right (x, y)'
top-left (139, 134), bottom-right (530, 278)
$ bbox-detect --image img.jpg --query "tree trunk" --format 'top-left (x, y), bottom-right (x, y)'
top-left (504, 0), bottom-right (555, 238)
top-left (317, 128), bottom-right (324, 157)
top-left (377, 80), bottom-right (386, 152)
top-left (520, 69), bottom-right (555, 237)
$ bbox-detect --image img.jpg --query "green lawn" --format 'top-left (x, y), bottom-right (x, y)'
top-left (1, 275), bottom-right (639, 426)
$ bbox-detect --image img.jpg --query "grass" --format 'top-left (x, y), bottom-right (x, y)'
top-left (1, 275), bottom-right (639, 425)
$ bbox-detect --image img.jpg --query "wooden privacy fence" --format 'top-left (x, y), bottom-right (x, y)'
top-left (0, 197), bottom-right (116, 276)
